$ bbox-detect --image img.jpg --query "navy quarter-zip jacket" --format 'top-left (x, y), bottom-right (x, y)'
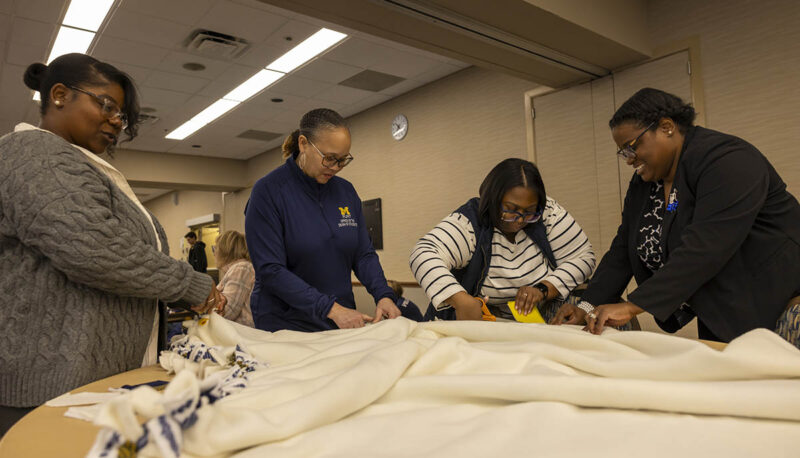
top-left (245, 153), bottom-right (394, 331)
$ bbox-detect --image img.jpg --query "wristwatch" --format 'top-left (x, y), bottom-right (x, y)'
top-left (532, 283), bottom-right (549, 298)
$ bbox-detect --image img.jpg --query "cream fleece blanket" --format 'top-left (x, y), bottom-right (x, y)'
top-left (90, 315), bottom-right (800, 457)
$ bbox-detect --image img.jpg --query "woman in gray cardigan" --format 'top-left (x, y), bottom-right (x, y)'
top-left (0, 53), bottom-right (225, 435)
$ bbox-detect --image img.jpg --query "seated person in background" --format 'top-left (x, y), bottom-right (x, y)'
top-left (213, 230), bottom-right (255, 327)
top-left (185, 231), bottom-right (208, 273)
top-left (387, 280), bottom-right (425, 322)
top-left (411, 158), bottom-right (596, 321)
top-left (245, 108), bottom-right (401, 331)
top-left (552, 88), bottom-right (800, 344)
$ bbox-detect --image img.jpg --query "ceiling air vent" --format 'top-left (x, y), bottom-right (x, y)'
top-left (137, 113), bottom-right (160, 125)
top-left (184, 29), bottom-right (250, 59)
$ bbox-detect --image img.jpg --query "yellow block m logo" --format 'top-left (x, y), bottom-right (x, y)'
top-left (338, 207), bottom-right (351, 218)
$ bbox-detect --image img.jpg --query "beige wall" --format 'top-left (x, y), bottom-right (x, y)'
top-left (340, 66), bottom-right (536, 282)
top-left (648, 0), bottom-right (800, 196)
top-left (145, 190), bottom-right (223, 261)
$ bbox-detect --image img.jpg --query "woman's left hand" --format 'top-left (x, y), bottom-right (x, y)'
top-left (514, 285), bottom-right (545, 316)
top-left (584, 302), bottom-right (643, 335)
top-left (374, 297), bottom-right (402, 323)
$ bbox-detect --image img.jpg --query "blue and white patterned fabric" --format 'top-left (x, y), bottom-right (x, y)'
top-left (87, 316), bottom-right (267, 458)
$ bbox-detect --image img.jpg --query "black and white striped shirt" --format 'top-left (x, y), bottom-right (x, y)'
top-left (410, 198), bottom-right (596, 310)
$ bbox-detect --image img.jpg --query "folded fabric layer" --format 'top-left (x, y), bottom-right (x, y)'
top-left (88, 314), bottom-right (800, 457)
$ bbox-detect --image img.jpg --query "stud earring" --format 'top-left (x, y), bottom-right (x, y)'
top-left (54, 100), bottom-right (62, 106)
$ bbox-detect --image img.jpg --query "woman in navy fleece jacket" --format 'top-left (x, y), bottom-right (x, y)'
top-left (245, 108), bottom-right (401, 331)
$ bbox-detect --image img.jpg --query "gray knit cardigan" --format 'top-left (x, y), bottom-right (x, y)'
top-left (0, 128), bottom-right (213, 407)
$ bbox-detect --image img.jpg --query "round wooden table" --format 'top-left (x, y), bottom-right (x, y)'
top-left (0, 365), bottom-right (171, 458)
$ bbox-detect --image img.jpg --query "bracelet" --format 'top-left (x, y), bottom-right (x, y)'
top-left (576, 300), bottom-right (595, 315)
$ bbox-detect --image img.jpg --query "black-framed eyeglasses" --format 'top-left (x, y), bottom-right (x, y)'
top-left (309, 140), bottom-right (353, 168)
top-left (69, 86), bottom-right (128, 129)
top-left (500, 208), bottom-right (542, 223)
top-left (616, 120), bottom-right (655, 159)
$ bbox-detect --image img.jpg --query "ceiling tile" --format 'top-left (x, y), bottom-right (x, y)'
top-left (314, 84), bottom-right (373, 105)
top-left (144, 70), bottom-right (211, 94)
top-left (322, 37), bottom-right (393, 69)
top-left (217, 101), bottom-right (283, 124)
top-left (379, 77), bottom-right (428, 98)
top-left (269, 75), bottom-right (332, 98)
top-left (235, 41), bottom-right (285, 69)
top-left (122, 0), bottom-right (215, 26)
top-left (197, 0), bottom-right (288, 44)
top-left (341, 93), bottom-right (392, 118)
top-left (0, 63), bottom-right (26, 99)
top-left (229, 0), bottom-right (294, 18)
top-left (293, 58), bottom-right (362, 84)
top-left (0, 0), bottom-right (13, 15)
top-left (261, 19), bottom-right (321, 55)
top-left (104, 9), bottom-right (193, 49)
top-left (10, 17), bottom-right (55, 49)
top-left (0, 13), bottom-right (11, 38)
top-left (93, 36), bottom-right (170, 69)
top-left (369, 50), bottom-right (442, 79)
top-left (14, 0), bottom-right (62, 23)
top-left (156, 50), bottom-right (237, 80)
top-left (6, 42), bottom-right (47, 66)
top-left (138, 86), bottom-right (193, 111)
top-left (104, 60), bottom-right (153, 87)
top-left (339, 70), bottom-right (404, 92)
top-left (414, 62), bottom-right (467, 83)
top-left (198, 64), bottom-right (266, 98)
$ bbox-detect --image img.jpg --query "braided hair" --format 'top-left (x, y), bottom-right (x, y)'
top-left (609, 88), bottom-right (696, 134)
top-left (281, 108), bottom-right (348, 159)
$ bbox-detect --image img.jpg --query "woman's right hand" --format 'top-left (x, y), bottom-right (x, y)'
top-left (550, 302), bottom-right (587, 325)
top-left (327, 302), bottom-right (373, 329)
top-left (192, 281), bottom-right (227, 314)
top-left (448, 292), bottom-right (484, 320)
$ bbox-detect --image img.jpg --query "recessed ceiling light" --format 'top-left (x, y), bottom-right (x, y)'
top-left (47, 26), bottom-right (95, 64)
top-left (271, 98), bottom-right (284, 103)
top-left (182, 62), bottom-right (206, 71)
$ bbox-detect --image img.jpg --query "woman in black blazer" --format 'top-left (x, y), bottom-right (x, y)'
top-left (552, 88), bottom-right (800, 342)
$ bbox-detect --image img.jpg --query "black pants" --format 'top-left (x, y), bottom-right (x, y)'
top-left (0, 405), bottom-right (35, 439)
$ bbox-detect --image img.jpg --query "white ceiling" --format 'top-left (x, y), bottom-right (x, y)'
top-left (0, 0), bottom-right (469, 160)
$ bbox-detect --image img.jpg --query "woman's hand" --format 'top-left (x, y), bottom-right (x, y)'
top-left (327, 302), bottom-right (374, 329)
top-left (192, 281), bottom-right (227, 314)
top-left (550, 302), bottom-right (587, 325)
top-left (514, 285), bottom-right (545, 316)
top-left (447, 292), bottom-right (485, 321)
top-left (584, 302), bottom-right (643, 335)
top-left (373, 297), bottom-right (401, 323)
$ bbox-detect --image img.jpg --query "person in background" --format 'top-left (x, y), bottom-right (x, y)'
top-left (214, 230), bottom-right (255, 327)
top-left (411, 158), bottom-right (596, 322)
top-left (0, 53), bottom-right (224, 437)
top-left (552, 88), bottom-right (800, 344)
top-left (387, 280), bottom-right (425, 322)
top-left (245, 108), bottom-right (401, 331)
top-left (185, 231), bottom-right (208, 273)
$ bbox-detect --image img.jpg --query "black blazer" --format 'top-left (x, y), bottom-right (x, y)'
top-left (582, 126), bottom-right (800, 342)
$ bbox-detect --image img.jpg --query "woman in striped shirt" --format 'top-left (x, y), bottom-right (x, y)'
top-left (410, 158), bottom-right (596, 321)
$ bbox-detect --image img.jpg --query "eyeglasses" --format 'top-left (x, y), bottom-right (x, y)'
top-left (616, 121), bottom-right (655, 159)
top-left (308, 140), bottom-right (353, 168)
top-left (69, 86), bottom-right (128, 129)
top-left (500, 208), bottom-right (542, 223)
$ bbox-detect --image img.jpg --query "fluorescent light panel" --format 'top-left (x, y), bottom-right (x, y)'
top-left (165, 99), bottom-right (240, 140)
top-left (62, 0), bottom-right (114, 32)
top-left (166, 27), bottom-right (348, 140)
top-left (266, 28), bottom-right (347, 73)
top-left (33, 0), bottom-right (116, 100)
top-left (223, 69), bottom-right (284, 102)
